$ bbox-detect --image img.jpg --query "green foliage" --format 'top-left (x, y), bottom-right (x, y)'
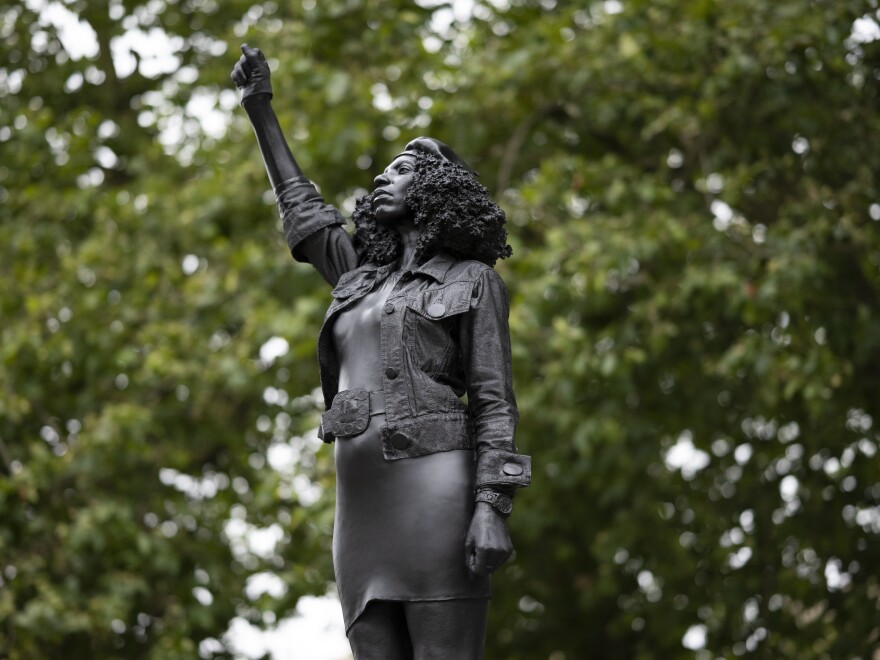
top-left (2, 0), bottom-right (879, 658)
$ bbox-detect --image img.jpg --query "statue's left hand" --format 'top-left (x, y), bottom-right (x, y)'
top-left (465, 502), bottom-right (514, 577)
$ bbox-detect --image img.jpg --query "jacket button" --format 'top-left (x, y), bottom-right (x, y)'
top-left (385, 367), bottom-right (398, 379)
top-left (427, 303), bottom-right (446, 318)
top-left (502, 462), bottom-right (524, 476)
top-left (384, 303), bottom-right (394, 314)
top-left (390, 432), bottom-right (410, 450)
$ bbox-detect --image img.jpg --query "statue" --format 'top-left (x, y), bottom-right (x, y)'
top-left (231, 44), bottom-right (531, 659)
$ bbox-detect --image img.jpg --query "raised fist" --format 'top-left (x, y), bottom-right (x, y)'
top-left (230, 43), bottom-right (272, 105)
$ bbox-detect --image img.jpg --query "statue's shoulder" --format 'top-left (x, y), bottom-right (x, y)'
top-left (444, 258), bottom-right (494, 283)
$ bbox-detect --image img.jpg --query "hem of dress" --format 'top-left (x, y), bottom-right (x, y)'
top-left (344, 593), bottom-right (492, 634)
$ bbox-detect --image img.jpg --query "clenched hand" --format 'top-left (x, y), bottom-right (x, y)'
top-left (465, 501), bottom-right (514, 577)
top-left (230, 43), bottom-right (272, 106)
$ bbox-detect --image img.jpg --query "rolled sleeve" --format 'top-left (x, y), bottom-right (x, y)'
top-left (274, 176), bottom-right (359, 286)
top-left (475, 449), bottom-right (531, 487)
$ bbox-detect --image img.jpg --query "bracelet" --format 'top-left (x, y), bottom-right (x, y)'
top-left (475, 489), bottom-right (513, 518)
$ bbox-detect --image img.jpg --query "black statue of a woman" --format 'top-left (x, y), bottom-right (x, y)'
top-left (231, 44), bottom-right (531, 659)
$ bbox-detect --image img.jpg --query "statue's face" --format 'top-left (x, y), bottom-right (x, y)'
top-left (371, 154), bottom-right (416, 224)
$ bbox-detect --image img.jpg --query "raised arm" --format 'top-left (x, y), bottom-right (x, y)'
top-left (230, 45), bottom-right (360, 286)
top-left (231, 44), bottom-right (302, 186)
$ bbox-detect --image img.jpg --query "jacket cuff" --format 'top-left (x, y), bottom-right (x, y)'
top-left (475, 488), bottom-right (513, 517)
top-left (475, 449), bottom-right (531, 490)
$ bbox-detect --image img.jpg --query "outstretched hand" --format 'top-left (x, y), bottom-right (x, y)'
top-left (465, 502), bottom-right (514, 578)
top-left (230, 43), bottom-right (272, 105)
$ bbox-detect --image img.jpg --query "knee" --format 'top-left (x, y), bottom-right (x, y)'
top-left (406, 599), bottom-right (487, 660)
top-left (347, 601), bottom-right (412, 660)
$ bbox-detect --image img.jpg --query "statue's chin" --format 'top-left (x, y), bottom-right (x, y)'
top-left (374, 209), bottom-right (413, 228)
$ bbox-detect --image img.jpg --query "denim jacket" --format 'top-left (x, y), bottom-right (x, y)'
top-left (275, 176), bottom-right (531, 511)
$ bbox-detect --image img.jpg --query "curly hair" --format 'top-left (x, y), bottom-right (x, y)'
top-left (352, 151), bottom-right (513, 267)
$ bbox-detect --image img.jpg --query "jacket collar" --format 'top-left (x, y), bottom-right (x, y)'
top-left (362, 251), bottom-right (457, 284)
top-left (332, 252), bottom-right (458, 301)
top-left (403, 251), bottom-right (457, 283)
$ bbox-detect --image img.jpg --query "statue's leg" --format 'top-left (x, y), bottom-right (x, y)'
top-left (347, 600), bottom-right (413, 660)
top-left (403, 598), bottom-right (488, 660)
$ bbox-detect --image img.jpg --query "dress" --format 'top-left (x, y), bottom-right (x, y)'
top-left (330, 283), bottom-right (490, 632)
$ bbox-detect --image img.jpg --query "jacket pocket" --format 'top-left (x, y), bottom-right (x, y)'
top-left (405, 281), bottom-right (474, 320)
top-left (404, 281), bottom-right (473, 376)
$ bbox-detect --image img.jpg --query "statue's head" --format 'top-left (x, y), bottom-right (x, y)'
top-left (355, 136), bottom-right (511, 267)
top-left (398, 136), bottom-right (476, 174)
top-left (370, 137), bottom-right (476, 225)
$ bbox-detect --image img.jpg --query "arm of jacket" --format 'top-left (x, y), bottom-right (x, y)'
top-left (274, 176), bottom-right (362, 287)
top-left (459, 267), bottom-right (531, 517)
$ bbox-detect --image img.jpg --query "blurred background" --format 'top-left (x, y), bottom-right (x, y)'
top-left (2, 0), bottom-right (880, 658)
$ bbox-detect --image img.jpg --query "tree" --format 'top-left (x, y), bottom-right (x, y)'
top-left (2, 0), bottom-right (878, 658)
